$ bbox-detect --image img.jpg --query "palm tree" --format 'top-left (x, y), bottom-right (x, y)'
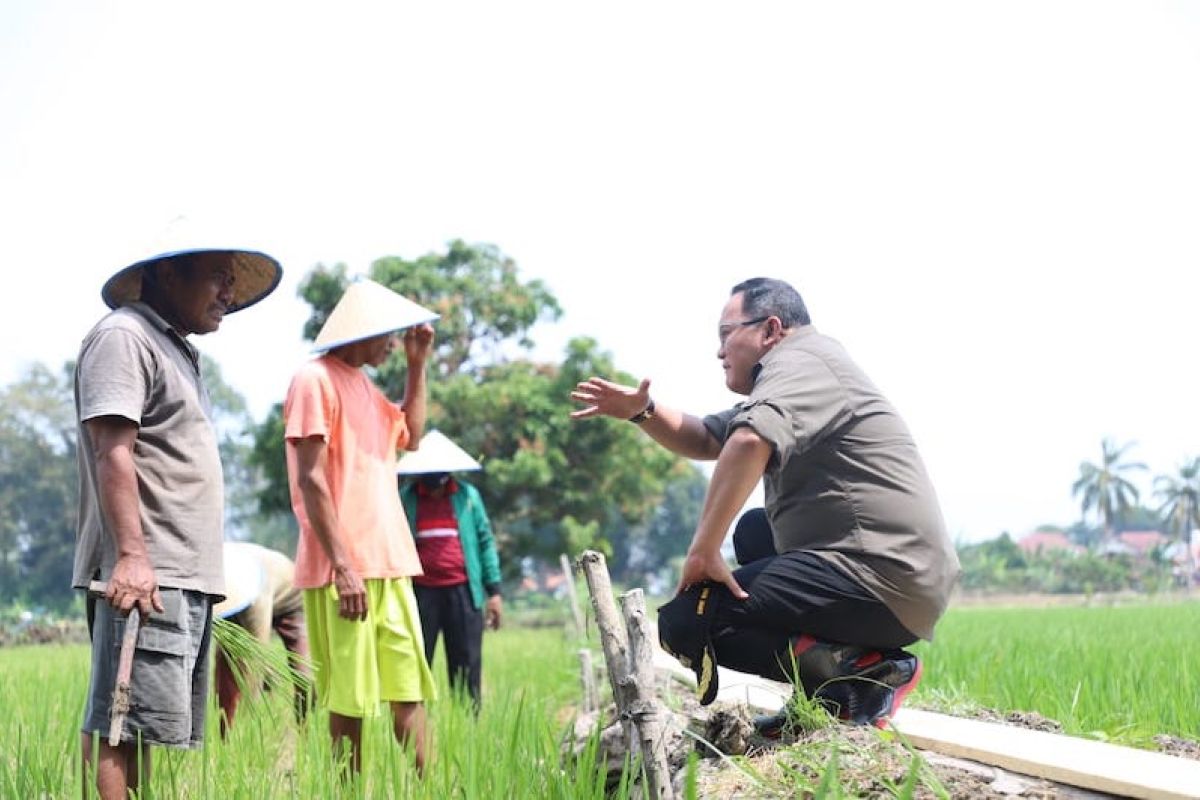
top-left (1071, 438), bottom-right (1147, 546)
top-left (1154, 456), bottom-right (1200, 586)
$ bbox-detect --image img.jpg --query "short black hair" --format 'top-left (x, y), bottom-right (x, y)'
top-left (730, 278), bottom-right (810, 328)
top-left (142, 255), bottom-right (196, 289)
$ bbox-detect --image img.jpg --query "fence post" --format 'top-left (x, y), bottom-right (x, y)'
top-left (578, 648), bottom-right (599, 713)
top-left (621, 588), bottom-right (675, 800)
top-left (578, 550), bottom-right (675, 799)
top-left (561, 552), bottom-right (586, 639)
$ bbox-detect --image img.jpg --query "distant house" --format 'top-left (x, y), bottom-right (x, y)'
top-left (1102, 530), bottom-right (1171, 558)
top-left (1017, 530), bottom-right (1083, 556)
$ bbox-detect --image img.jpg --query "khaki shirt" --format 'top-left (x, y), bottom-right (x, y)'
top-left (703, 326), bottom-right (960, 640)
top-left (72, 302), bottom-right (226, 597)
top-left (227, 542), bottom-right (303, 641)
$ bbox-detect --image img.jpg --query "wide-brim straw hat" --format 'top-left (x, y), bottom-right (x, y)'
top-left (397, 429), bottom-right (482, 475)
top-left (313, 278), bottom-right (439, 353)
top-left (213, 541), bottom-right (268, 619)
top-left (102, 248), bottom-right (283, 313)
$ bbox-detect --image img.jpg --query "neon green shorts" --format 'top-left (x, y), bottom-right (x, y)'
top-left (304, 577), bottom-right (437, 718)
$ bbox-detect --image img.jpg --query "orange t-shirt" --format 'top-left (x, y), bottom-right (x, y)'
top-left (283, 354), bottom-right (423, 589)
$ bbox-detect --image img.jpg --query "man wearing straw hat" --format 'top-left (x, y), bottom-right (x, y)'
top-left (398, 430), bottom-right (503, 710)
top-left (283, 278), bottom-right (439, 776)
top-left (73, 245), bottom-right (281, 800)
top-left (212, 540), bottom-right (310, 736)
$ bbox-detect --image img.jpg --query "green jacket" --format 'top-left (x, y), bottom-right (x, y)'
top-left (401, 478), bottom-right (502, 610)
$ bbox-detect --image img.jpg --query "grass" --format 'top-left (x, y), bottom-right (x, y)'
top-left (913, 600), bottom-right (1200, 746)
top-left (4, 599), bottom-right (1199, 796)
top-left (0, 626), bottom-right (626, 799)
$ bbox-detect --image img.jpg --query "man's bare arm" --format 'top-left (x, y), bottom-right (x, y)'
top-left (85, 416), bottom-right (164, 616)
top-left (677, 426), bottom-right (773, 597)
top-left (399, 323), bottom-right (434, 450)
top-left (569, 377), bottom-right (722, 460)
top-left (290, 436), bottom-right (366, 621)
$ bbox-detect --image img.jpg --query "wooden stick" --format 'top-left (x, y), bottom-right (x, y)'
top-left (560, 553), bottom-right (586, 639)
top-left (578, 648), bottom-right (599, 713)
top-left (577, 551), bottom-right (636, 746)
top-left (109, 607), bottom-right (141, 746)
top-left (621, 589), bottom-right (675, 800)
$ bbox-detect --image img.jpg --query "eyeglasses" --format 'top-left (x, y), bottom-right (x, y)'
top-left (718, 316), bottom-right (768, 345)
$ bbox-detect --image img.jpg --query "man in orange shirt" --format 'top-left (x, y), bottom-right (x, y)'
top-left (283, 279), bottom-right (438, 776)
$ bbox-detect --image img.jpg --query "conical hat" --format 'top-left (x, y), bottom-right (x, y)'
top-left (102, 216), bottom-right (282, 313)
top-left (396, 429), bottom-right (482, 474)
top-left (213, 541), bottom-right (268, 619)
top-left (313, 278), bottom-right (439, 352)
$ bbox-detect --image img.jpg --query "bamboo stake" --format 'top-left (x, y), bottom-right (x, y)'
top-left (560, 552), bottom-right (586, 639)
top-left (579, 551), bottom-right (676, 798)
top-left (577, 551), bottom-right (636, 747)
top-left (578, 648), bottom-right (599, 713)
top-left (621, 589), bottom-right (675, 800)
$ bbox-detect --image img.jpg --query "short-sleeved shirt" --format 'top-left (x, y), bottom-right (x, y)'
top-left (72, 302), bottom-right (226, 596)
top-left (703, 326), bottom-right (960, 641)
top-left (283, 354), bottom-right (423, 589)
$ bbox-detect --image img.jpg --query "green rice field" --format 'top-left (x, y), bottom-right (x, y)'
top-left (1, 626), bottom-right (620, 799)
top-left (3, 600), bottom-right (1198, 797)
top-left (912, 600), bottom-right (1200, 747)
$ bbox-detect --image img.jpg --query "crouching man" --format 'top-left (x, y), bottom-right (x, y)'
top-left (571, 277), bottom-right (960, 733)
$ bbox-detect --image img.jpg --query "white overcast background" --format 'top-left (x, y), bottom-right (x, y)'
top-left (3, 2), bottom-right (1199, 543)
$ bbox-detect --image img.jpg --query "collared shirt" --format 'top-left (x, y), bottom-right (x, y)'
top-left (703, 326), bottom-right (960, 640)
top-left (72, 302), bottom-right (226, 596)
top-left (283, 354), bottom-right (423, 588)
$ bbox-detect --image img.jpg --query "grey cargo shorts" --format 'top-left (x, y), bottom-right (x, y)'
top-left (82, 588), bottom-right (213, 749)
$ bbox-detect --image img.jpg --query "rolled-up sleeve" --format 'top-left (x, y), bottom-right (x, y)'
top-left (701, 407), bottom-right (739, 445)
top-left (727, 351), bottom-right (850, 467)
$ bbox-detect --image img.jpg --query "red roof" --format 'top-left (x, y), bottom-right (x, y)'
top-left (1017, 531), bottom-right (1082, 555)
top-left (1116, 530), bottom-right (1169, 555)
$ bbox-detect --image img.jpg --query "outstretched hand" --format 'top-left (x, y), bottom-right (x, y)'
top-left (570, 377), bottom-right (651, 421)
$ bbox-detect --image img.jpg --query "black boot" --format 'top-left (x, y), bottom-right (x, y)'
top-left (752, 638), bottom-right (923, 735)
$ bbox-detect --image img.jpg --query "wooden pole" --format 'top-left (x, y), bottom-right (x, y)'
top-left (560, 552), bottom-right (586, 638)
top-left (579, 551), bottom-right (675, 799)
top-left (621, 588), bottom-right (675, 800)
top-left (578, 648), bottom-right (599, 713)
top-left (577, 551), bottom-right (636, 745)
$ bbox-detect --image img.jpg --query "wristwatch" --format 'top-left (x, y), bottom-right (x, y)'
top-left (628, 399), bottom-right (656, 424)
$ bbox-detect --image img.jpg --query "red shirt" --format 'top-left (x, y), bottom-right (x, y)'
top-left (412, 479), bottom-right (468, 587)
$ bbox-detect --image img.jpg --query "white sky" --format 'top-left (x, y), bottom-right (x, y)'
top-left (3, 2), bottom-right (1199, 543)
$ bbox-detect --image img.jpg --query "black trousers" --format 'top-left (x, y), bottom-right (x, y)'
top-left (682, 509), bottom-right (917, 680)
top-left (413, 582), bottom-right (484, 707)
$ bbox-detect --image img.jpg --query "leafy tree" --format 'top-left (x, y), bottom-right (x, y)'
top-left (423, 337), bottom-right (681, 561)
top-left (200, 354), bottom-right (258, 538)
top-left (0, 363), bottom-right (77, 611)
top-left (1071, 438), bottom-right (1146, 544)
top-left (956, 533), bottom-right (1028, 591)
top-left (610, 463), bottom-right (708, 582)
top-left (1154, 456), bottom-right (1200, 584)
top-left (299, 240), bottom-right (562, 381)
